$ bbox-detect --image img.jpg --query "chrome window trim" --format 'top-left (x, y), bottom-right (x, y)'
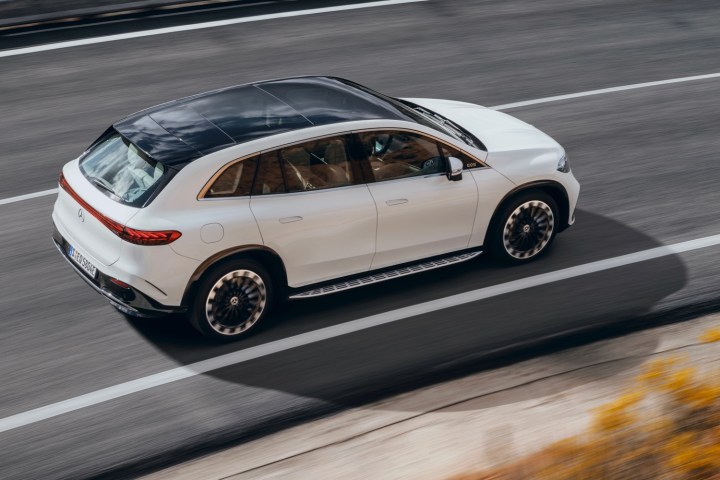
top-left (198, 127), bottom-right (488, 200)
top-left (197, 153), bottom-right (259, 200)
top-left (198, 131), bottom-right (362, 200)
top-left (200, 183), bottom-right (370, 201)
top-left (361, 171), bottom-right (448, 187)
top-left (252, 183), bottom-right (370, 198)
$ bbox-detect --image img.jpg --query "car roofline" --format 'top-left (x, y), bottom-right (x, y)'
top-left (107, 76), bottom-right (424, 168)
top-left (115, 75), bottom-right (364, 122)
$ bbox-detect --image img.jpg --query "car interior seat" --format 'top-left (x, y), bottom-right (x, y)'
top-left (317, 140), bottom-right (351, 185)
top-left (281, 146), bottom-right (326, 190)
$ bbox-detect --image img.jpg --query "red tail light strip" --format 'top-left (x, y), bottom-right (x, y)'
top-left (59, 172), bottom-right (181, 246)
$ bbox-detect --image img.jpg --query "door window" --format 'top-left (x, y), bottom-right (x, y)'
top-left (357, 130), bottom-right (446, 182)
top-left (212, 135), bottom-right (356, 197)
top-left (252, 150), bottom-right (286, 195)
top-left (278, 136), bottom-right (354, 192)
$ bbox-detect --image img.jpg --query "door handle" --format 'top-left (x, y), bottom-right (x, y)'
top-left (279, 216), bottom-right (303, 224)
top-left (386, 199), bottom-right (408, 206)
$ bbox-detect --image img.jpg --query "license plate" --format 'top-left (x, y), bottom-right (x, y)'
top-left (68, 244), bottom-right (97, 278)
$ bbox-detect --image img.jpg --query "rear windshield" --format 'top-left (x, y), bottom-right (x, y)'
top-left (79, 131), bottom-right (170, 207)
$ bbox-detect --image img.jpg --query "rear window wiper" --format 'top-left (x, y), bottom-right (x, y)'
top-left (89, 177), bottom-right (119, 199)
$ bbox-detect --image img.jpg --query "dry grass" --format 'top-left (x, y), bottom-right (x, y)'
top-left (451, 329), bottom-right (720, 480)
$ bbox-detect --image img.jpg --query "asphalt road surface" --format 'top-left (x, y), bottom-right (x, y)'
top-left (1, 0), bottom-right (720, 478)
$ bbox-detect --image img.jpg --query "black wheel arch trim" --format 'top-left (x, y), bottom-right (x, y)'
top-left (182, 245), bottom-right (288, 307)
top-left (486, 180), bottom-right (571, 243)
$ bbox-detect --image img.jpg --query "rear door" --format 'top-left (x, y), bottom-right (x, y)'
top-left (357, 130), bottom-right (479, 269)
top-left (249, 134), bottom-right (377, 287)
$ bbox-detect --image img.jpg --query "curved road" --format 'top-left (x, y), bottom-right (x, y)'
top-left (1, 0), bottom-right (720, 478)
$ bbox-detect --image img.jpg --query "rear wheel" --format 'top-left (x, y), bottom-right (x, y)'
top-left (188, 258), bottom-right (275, 341)
top-left (488, 191), bottom-right (558, 264)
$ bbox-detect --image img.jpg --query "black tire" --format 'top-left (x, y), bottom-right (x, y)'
top-left (188, 257), bottom-right (275, 341)
top-left (487, 190), bottom-right (559, 264)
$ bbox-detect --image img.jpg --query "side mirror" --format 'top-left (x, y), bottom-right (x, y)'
top-left (447, 156), bottom-right (463, 181)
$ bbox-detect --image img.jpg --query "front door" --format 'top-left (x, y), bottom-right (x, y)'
top-left (357, 130), bottom-right (479, 269)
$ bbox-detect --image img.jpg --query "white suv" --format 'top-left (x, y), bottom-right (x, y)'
top-left (52, 76), bottom-right (580, 340)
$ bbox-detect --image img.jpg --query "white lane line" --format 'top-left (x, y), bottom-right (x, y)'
top-left (490, 72), bottom-right (720, 110)
top-left (2, 232), bottom-right (720, 433)
top-left (6, 1), bottom-right (278, 36)
top-left (147, 1), bottom-right (276, 18)
top-left (0, 0), bottom-right (426, 58)
top-left (0, 188), bottom-right (58, 206)
top-left (1, 70), bottom-right (719, 208)
top-left (5, 18), bottom-right (147, 37)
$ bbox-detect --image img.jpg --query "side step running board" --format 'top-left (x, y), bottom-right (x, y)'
top-left (289, 250), bottom-right (482, 300)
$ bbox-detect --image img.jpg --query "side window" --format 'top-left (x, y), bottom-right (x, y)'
top-left (358, 130), bottom-right (445, 182)
top-left (278, 136), bottom-right (354, 192)
top-left (440, 144), bottom-right (481, 170)
top-left (205, 156), bottom-right (258, 198)
top-left (252, 151), bottom-right (286, 195)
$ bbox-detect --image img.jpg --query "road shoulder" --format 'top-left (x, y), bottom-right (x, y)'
top-left (141, 313), bottom-right (720, 480)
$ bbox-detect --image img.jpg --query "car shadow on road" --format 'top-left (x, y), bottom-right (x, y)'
top-left (126, 209), bottom-right (692, 412)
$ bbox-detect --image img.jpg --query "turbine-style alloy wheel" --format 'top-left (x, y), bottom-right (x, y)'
top-left (189, 259), bottom-right (274, 341)
top-left (502, 200), bottom-right (554, 260)
top-left (206, 270), bottom-right (267, 335)
top-left (489, 191), bottom-right (559, 264)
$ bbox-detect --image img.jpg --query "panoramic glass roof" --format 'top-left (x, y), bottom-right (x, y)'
top-left (112, 76), bottom-right (415, 167)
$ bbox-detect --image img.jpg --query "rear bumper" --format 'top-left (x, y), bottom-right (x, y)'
top-left (52, 226), bottom-right (185, 317)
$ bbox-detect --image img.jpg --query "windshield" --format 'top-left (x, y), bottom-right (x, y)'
top-left (332, 78), bottom-right (485, 149)
top-left (79, 131), bottom-right (169, 207)
top-left (395, 99), bottom-right (486, 151)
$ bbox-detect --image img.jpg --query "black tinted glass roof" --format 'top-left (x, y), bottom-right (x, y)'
top-left (150, 104), bottom-right (235, 154)
top-left (257, 77), bottom-right (406, 124)
top-left (112, 76), bottom-right (415, 168)
top-left (186, 85), bottom-right (311, 143)
top-left (116, 114), bottom-right (202, 164)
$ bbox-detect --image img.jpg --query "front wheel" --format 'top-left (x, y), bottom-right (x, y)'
top-left (488, 191), bottom-right (559, 264)
top-left (188, 258), bottom-right (275, 341)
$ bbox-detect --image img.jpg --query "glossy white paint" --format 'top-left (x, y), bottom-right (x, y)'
top-left (143, 195), bottom-right (264, 268)
top-left (467, 168), bottom-right (518, 247)
top-left (53, 202), bottom-right (200, 305)
top-left (251, 185), bottom-right (377, 287)
top-left (406, 98), bottom-right (563, 160)
top-left (200, 223), bottom-right (224, 244)
top-left (54, 160), bottom-right (138, 266)
top-left (368, 172), bottom-right (478, 268)
top-left (52, 99), bottom-right (580, 309)
top-left (115, 237), bottom-right (200, 305)
top-left (408, 98), bottom-right (579, 226)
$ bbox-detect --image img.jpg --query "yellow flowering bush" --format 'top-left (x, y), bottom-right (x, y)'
top-left (700, 328), bottom-right (720, 344)
top-left (451, 328), bottom-right (720, 480)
